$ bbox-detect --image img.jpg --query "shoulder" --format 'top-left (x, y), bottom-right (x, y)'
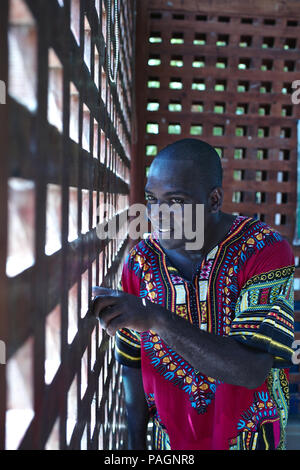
top-left (124, 235), bottom-right (159, 271)
top-left (236, 217), bottom-right (295, 282)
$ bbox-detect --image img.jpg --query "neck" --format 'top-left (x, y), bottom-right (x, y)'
top-left (167, 211), bottom-right (224, 262)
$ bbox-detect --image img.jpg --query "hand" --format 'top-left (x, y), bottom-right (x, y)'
top-left (90, 286), bottom-right (163, 336)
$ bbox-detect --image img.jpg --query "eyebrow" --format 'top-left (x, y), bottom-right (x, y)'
top-left (144, 188), bottom-right (193, 197)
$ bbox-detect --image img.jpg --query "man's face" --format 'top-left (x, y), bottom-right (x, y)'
top-left (144, 158), bottom-right (210, 251)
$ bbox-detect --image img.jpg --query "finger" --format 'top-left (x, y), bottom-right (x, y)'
top-left (106, 314), bottom-right (126, 337)
top-left (92, 296), bottom-right (119, 317)
top-left (98, 305), bottom-right (123, 329)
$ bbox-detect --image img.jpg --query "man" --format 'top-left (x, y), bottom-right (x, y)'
top-left (92, 138), bottom-right (295, 450)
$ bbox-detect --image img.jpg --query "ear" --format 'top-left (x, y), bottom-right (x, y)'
top-left (209, 187), bottom-right (223, 213)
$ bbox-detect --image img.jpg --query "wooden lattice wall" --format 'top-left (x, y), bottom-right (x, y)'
top-left (134, 0), bottom-right (300, 416)
top-left (0, 0), bottom-right (135, 450)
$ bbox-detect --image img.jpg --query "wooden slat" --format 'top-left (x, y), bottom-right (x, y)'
top-left (148, 0), bottom-right (300, 17)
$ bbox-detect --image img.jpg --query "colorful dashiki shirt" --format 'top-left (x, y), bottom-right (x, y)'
top-left (115, 216), bottom-right (295, 450)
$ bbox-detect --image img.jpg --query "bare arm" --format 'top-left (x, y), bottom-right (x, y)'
top-left (153, 309), bottom-right (273, 389)
top-left (122, 365), bottom-right (149, 450)
top-left (92, 289), bottom-right (274, 390)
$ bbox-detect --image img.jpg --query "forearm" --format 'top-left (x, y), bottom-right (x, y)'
top-left (153, 307), bottom-right (272, 389)
top-left (122, 365), bottom-right (149, 450)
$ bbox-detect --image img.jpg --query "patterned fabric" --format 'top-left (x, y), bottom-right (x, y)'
top-left (115, 216), bottom-right (295, 450)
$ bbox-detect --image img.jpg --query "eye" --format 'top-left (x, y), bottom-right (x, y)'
top-left (145, 194), bottom-right (156, 203)
top-left (170, 198), bottom-right (185, 205)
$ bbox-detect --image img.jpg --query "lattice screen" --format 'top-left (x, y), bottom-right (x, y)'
top-left (0, 0), bottom-right (135, 450)
top-left (134, 0), bottom-right (300, 416)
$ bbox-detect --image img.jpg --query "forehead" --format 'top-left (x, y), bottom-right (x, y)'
top-left (146, 158), bottom-right (206, 196)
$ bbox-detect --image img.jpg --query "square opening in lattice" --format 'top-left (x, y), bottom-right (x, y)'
top-left (283, 60), bottom-right (295, 72)
top-left (261, 59), bottom-right (273, 71)
top-left (279, 149), bottom-right (290, 160)
top-left (239, 36), bottom-right (252, 48)
top-left (233, 170), bottom-right (245, 181)
top-left (45, 305), bottom-right (61, 385)
top-left (6, 178), bottom-right (35, 278)
top-left (68, 282), bottom-right (78, 345)
top-left (81, 268), bottom-right (89, 319)
top-left (149, 31), bottom-right (162, 44)
top-left (196, 14), bottom-right (208, 21)
top-left (173, 13), bottom-right (185, 20)
top-left (235, 126), bottom-right (247, 137)
top-left (168, 101), bottom-right (182, 112)
top-left (190, 124), bottom-right (203, 136)
top-left (215, 147), bottom-right (224, 158)
top-left (218, 16), bottom-right (230, 23)
top-left (256, 170), bottom-right (267, 181)
top-left (258, 127), bottom-right (269, 137)
top-left (215, 80), bottom-right (227, 92)
top-left (280, 127), bottom-right (292, 138)
top-left (214, 102), bottom-right (226, 114)
top-left (216, 58), bottom-right (228, 69)
top-left (236, 103), bottom-right (248, 115)
top-left (216, 34), bottom-right (229, 47)
top-left (191, 102), bottom-right (204, 113)
top-left (260, 81), bottom-right (272, 93)
top-left (192, 79), bottom-right (206, 91)
top-left (168, 123), bottom-right (181, 134)
top-left (170, 55), bottom-right (184, 67)
top-left (147, 100), bottom-right (160, 111)
top-left (150, 12), bottom-right (162, 19)
top-left (48, 49), bottom-right (63, 133)
top-left (169, 78), bottom-right (183, 89)
top-left (234, 148), bottom-right (246, 159)
top-left (8, 0), bottom-right (38, 112)
top-left (262, 37), bottom-right (275, 48)
top-left (193, 57), bottom-right (205, 68)
top-left (213, 125), bottom-right (224, 136)
top-left (82, 104), bottom-right (91, 151)
top-left (232, 191), bottom-right (244, 203)
top-left (257, 149), bottom-right (268, 160)
top-left (241, 18), bottom-right (253, 24)
top-left (238, 58), bottom-right (251, 70)
top-left (148, 54), bottom-right (161, 66)
top-left (258, 104), bottom-right (271, 116)
top-left (146, 144), bottom-right (158, 156)
top-left (264, 18), bottom-right (276, 25)
top-left (282, 82), bottom-right (292, 95)
top-left (170, 32), bottom-right (184, 44)
top-left (67, 375), bottom-right (78, 445)
top-left (69, 187), bottom-right (78, 242)
top-left (45, 184), bottom-right (62, 256)
top-left (146, 122), bottom-right (159, 134)
top-left (193, 33), bottom-right (206, 46)
top-left (237, 81), bottom-right (250, 92)
top-left (71, 0), bottom-right (80, 45)
top-left (255, 192), bottom-right (266, 203)
top-left (148, 77), bottom-right (160, 88)
top-left (6, 336), bottom-right (34, 450)
top-left (281, 105), bottom-right (293, 117)
top-left (287, 20), bottom-right (298, 27)
top-left (84, 17), bottom-right (92, 72)
top-left (284, 38), bottom-right (297, 49)
top-left (274, 214), bottom-right (287, 226)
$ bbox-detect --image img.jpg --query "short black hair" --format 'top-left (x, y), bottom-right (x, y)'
top-left (155, 138), bottom-right (223, 192)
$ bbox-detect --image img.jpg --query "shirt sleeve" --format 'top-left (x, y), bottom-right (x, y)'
top-left (229, 238), bottom-right (295, 368)
top-left (114, 252), bottom-right (142, 368)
